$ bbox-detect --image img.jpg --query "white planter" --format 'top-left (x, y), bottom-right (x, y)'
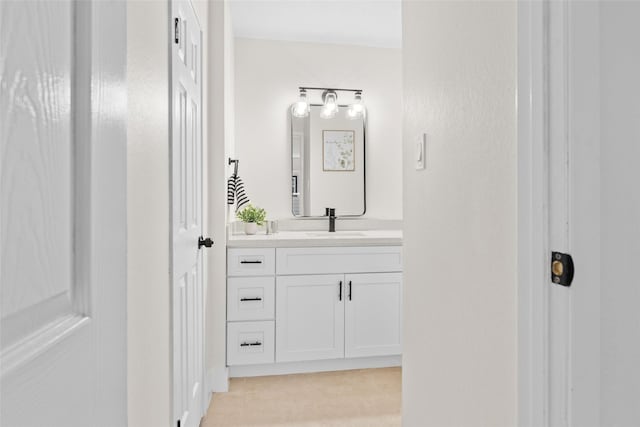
top-left (244, 222), bottom-right (258, 235)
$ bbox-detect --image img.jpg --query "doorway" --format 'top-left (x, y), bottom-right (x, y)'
top-left (203, 1), bottom-right (404, 426)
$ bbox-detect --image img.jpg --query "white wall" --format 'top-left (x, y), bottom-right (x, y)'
top-left (233, 38), bottom-right (402, 220)
top-left (401, 2), bottom-right (517, 426)
top-left (600, 3), bottom-right (640, 424)
top-left (127, 3), bottom-right (171, 425)
top-left (127, 1), bottom-right (209, 425)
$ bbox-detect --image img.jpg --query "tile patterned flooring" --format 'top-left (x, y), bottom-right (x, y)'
top-left (201, 367), bottom-right (401, 427)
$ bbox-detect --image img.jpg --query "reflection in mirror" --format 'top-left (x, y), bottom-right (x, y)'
top-left (291, 104), bottom-right (365, 217)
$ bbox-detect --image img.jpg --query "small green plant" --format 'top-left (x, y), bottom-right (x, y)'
top-left (237, 204), bottom-right (267, 225)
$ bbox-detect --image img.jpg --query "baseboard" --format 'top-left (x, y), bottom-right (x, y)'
top-left (208, 366), bottom-right (229, 393)
top-left (228, 355), bottom-right (401, 378)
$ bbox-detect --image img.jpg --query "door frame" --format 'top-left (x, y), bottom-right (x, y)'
top-left (517, 1), bottom-right (551, 426)
top-left (518, 2), bottom-right (602, 426)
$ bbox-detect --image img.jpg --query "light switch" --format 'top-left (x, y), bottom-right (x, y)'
top-left (415, 133), bottom-right (426, 170)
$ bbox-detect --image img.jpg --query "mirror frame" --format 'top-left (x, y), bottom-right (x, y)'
top-left (290, 103), bottom-right (367, 218)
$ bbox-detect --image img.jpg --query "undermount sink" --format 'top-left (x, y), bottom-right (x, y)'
top-left (305, 231), bottom-right (365, 238)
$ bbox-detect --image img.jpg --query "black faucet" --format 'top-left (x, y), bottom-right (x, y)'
top-left (325, 208), bottom-right (336, 232)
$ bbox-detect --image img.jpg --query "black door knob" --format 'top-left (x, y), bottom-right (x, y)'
top-left (198, 236), bottom-right (214, 249)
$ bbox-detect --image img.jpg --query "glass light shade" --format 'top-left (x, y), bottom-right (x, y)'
top-left (291, 91), bottom-right (310, 118)
top-left (347, 93), bottom-right (365, 120)
top-left (291, 101), bottom-right (309, 118)
top-left (320, 92), bottom-right (339, 119)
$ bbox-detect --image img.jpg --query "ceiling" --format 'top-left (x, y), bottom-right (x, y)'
top-left (229, 0), bottom-right (402, 49)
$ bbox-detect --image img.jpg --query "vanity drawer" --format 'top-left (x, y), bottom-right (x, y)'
top-left (227, 321), bottom-right (275, 366)
top-left (227, 248), bottom-right (275, 276)
top-left (276, 246), bottom-right (402, 275)
top-left (227, 277), bottom-right (275, 321)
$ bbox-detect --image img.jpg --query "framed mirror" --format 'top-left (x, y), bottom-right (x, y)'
top-left (291, 104), bottom-right (366, 217)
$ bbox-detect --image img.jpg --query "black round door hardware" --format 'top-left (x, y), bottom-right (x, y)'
top-left (198, 236), bottom-right (214, 249)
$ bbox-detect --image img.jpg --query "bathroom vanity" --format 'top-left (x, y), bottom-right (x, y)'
top-left (224, 85), bottom-right (402, 377)
top-left (226, 230), bottom-right (402, 376)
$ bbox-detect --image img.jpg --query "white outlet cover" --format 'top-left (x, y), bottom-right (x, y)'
top-left (416, 134), bottom-right (426, 170)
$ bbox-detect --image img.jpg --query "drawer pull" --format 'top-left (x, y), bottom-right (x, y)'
top-left (240, 297), bottom-right (262, 302)
top-left (240, 260), bottom-right (263, 264)
top-left (240, 341), bottom-right (262, 347)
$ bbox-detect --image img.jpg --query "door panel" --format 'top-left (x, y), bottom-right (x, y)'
top-left (0, 0), bottom-right (75, 351)
top-left (171, 1), bottom-right (204, 427)
top-left (345, 273), bottom-right (402, 358)
top-left (0, 1), bottom-right (127, 425)
top-left (276, 274), bottom-right (345, 362)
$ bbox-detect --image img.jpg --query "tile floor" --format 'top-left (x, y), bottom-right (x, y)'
top-left (201, 367), bottom-right (401, 427)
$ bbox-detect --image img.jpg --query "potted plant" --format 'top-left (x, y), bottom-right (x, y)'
top-left (236, 204), bottom-right (266, 235)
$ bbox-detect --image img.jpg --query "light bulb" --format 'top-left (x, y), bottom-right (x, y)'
top-left (291, 89), bottom-right (309, 118)
top-left (347, 92), bottom-right (365, 120)
top-left (320, 91), bottom-right (339, 119)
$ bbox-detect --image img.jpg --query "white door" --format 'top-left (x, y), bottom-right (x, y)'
top-left (171, 1), bottom-right (205, 427)
top-left (276, 274), bottom-right (345, 362)
top-left (0, 1), bottom-right (127, 426)
top-left (345, 273), bottom-right (402, 358)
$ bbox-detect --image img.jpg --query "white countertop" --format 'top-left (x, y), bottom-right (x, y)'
top-left (227, 229), bottom-right (403, 248)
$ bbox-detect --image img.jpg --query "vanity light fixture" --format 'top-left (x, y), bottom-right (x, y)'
top-left (320, 90), bottom-right (339, 119)
top-left (291, 88), bottom-right (310, 118)
top-left (347, 91), bottom-right (365, 120)
top-left (293, 87), bottom-right (365, 120)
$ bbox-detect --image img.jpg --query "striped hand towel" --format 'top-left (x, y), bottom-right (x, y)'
top-left (227, 174), bottom-right (250, 212)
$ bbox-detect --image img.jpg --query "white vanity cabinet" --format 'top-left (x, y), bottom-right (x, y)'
top-left (276, 274), bottom-right (345, 362)
top-left (276, 272), bottom-right (403, 363)
top-left (226, 244), bottom-right (402, 373)
top-left (344, 273), bottom-right (402, 358)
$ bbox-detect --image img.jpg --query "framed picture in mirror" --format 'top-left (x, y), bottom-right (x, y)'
top-left (322, 130), bottom-right (355, 171)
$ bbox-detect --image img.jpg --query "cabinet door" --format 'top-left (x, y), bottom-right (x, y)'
top-left (276, 274), bottom-right (345, 362)
top-left (345, 273), bottom-right (402, 358)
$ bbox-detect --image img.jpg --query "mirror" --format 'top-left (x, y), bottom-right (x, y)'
top-left (291, 104), bottom-right (366, 217)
